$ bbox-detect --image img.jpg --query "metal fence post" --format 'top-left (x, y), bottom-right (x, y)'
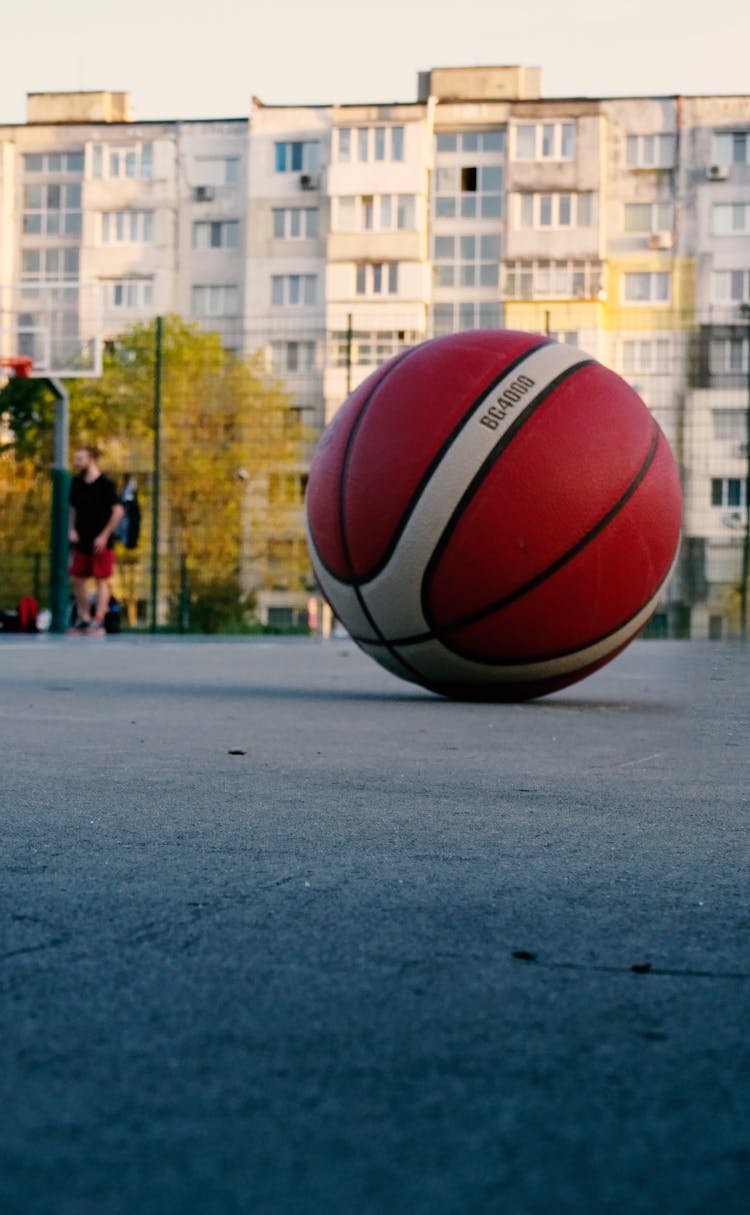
top-left (149, 317), bottom-right (163, 632)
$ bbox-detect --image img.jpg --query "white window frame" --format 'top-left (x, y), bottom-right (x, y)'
top-left (354, 262), bottom-right (399, 297)
top-left (21, 247), bottom-right (79, 280)
top-left (22, 182), bottom-right (82, 237)
top-left (272, 207), bottom-right (319, 240)
top-left (269, 340), bottom-right (317, 373)
top-left (712, 409), bottom-right (747, 441)
top-left (193, 156), bottom-right (240, 187)
top-left (622, 271), bottom-right (671, 304)
top-left (709, 336), bottom-right (749, 374)
top-left (270, 274), bottom-right (317, 307)
top-left (92, 142), bottom-right (153, 180)
top-left (330, 329), bottom-right (420, 368)
top-left (711, 477), bottom-right (747, 508)
top-left (621, 338), bottom-right (670, 374)
top-left (712, 269), bottom-right (750, 303)
top-left (712, 132), bottom-right (750, 166)
top-left (512, 122), bottom-right (576, 162)
top-left (343, 126), bottom-right (405, 164)
top-left (103, 279), bottom-right (155, 311)
top-left (712, 204), bottom-right (750, 236)
top-left (626, 134), bottom-right (675, 168)
top-left (274, 140), bottom-right (321, 173)
top-left (516, 192), bottom-right (594, 229)
top-left (192, 220), bottom-right (240, 250)
top-left (623, 202), bottom-right (674, 233)
top-left (332, 193), bottom-right (416, 233)
top-left (23, 151), bottom-right (84, 174)
top-left (502, 260), bottom-right (602, 300)
top-left (192, 285), bottom-right (239, 317)
top-left (101, 210), bottom-right (154, 244)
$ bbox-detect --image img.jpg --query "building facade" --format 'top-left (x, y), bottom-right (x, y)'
top-left (1, 71), bottom-right (749, 634)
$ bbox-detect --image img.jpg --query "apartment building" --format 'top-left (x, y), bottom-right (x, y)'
top-left (1, 71), bottom-right (750, 635)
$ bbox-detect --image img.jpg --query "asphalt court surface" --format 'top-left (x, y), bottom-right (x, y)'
top-left (1, 635), bottom-right (749, 1214)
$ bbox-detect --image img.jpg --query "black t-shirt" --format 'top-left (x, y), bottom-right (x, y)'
top-left (69, 473), bottom-right (119, 553)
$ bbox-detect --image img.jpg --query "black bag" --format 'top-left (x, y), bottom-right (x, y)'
top-left (115, 479), bottom-right (141, 550)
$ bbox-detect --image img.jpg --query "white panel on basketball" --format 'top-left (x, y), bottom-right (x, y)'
top-left (355, 342), bottom-right (590, 642)
top-left (306, 544), bottom-right (381, 641)
top-left (356, 563), bottom-right (675, 687)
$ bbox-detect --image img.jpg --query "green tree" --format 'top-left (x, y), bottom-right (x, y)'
top-left (0, 316), bottom-right (314, 628)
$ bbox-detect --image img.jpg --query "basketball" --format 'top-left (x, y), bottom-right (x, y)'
top-left (305, 330), bottom-right (682, 701)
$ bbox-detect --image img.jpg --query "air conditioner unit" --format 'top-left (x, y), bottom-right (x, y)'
top-left (299, 173), bottom-right (319, 191)
top-left (649, 230), bottom-right (673, 250)
top-left (194, 186), bottom-right (215, 201)
top-left (722, 509), bottom-right (744, 529)
top-left (735, 442), bottom-right (748, 458)
top-left (706, 164), bottom-right (730, 181)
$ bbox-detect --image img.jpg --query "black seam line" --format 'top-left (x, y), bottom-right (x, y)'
top-left (418, 357), bottom-right (596, 630)
top-left (439, 418), bottom-right (662, 636)
top-left (350, 339), bottom-right (557, 587)
top-left (352, 418), bottom-right (663, 653)
top-left (313, 340), bottom-right (551, 590)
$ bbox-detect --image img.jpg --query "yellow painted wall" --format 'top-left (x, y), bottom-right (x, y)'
top-left (503, 301), bottom-right (603, 334)
top-left (602, 258), bottom-right (696, 331)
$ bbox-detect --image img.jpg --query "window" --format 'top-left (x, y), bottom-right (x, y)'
top-left (23, 151), bottom-right (84, 174)
top-left (622, 339), bottom-right (670, 374)
top-left (712, 132), bottom-right (750, 165)
top-left (22, 182), bottom-right (82, 237)
top-left (624, 203), bottom-right (674, 233)
top-left (711, 477), bottom-right (746, 508)
top-left (272, 207), bottom-right (319, 239)
top-left (712, 204), bottom-right (750, 235)
top-left (710, 335), bottom-right (749, 374)
top-left (433, 233), bottom-right (501, 289)
top-left (513, 122), bottom-right (576, 161)
top-left (191, 156), bottom-right (240, 187)
top-left (330, 329), bottom-right (419, 368)
top-left (437, 131), bottom-right (505, 154)
top-left (712, 409), bottom-right (747, 441)
top-left (434, 164), bottom-right (504, 220)
top-left (432, 301), bottom-right (501, 336)
top-left (270, 274), bottom-right (316, 306)
top-left (355, 262), bottom-right (398, 296)
top-left (21, 247), bottom-right (79, 280)
top-left (337, 128), bottom-right (351, 163)
top-left (274, 140), bottom-right (320, 173)
top-left (332, 193), bottom-right (416, 232)
top-left (626, 134), bottom-right (675, 168)
top-left (503, 260), bottom-right (603, 300)
top-left (270, 341), bottom-right (316, 373)
top-left (623, 272), bottom-right (671, 303)
top-left (92, 143), bottom-right (153, 179)
top-left (548, 330), bottom-right (580, 347)
top-left (516, 192), bottom-right (595, 229)
top-left (192, 220), bottom-right (239, 249)
top-left (340, 126), bottom-right (405, 164)
top-left (192, 285), bottom-right (239, 316)
top-left (101, 211), bottom-right (154, 243)
top-left (102, 279), bottom-right (155, 310)
top-left (712, 269), bottom-right (750, 303)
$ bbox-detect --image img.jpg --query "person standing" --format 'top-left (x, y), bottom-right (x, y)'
top-left (68, 446), bottom-right (124, 635)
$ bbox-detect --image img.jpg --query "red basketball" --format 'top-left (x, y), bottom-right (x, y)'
top-left (305, 330), bottom-right (682, 701)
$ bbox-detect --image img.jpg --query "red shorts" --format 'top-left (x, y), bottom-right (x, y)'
top-left (68, 547), bottom-right (115, 580)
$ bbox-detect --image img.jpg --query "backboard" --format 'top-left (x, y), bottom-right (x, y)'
top-left (0, 281), bottom-right (102, 378)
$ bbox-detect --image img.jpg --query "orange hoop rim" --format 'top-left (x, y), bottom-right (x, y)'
top-left (0, 356), bottom-right (33, 378)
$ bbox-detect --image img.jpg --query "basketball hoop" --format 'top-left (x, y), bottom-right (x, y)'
top-left (0, 356), bottom-right (33, 379)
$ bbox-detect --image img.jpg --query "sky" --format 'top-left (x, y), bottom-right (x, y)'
top-left (2, 0), bottom-right (749, 125)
